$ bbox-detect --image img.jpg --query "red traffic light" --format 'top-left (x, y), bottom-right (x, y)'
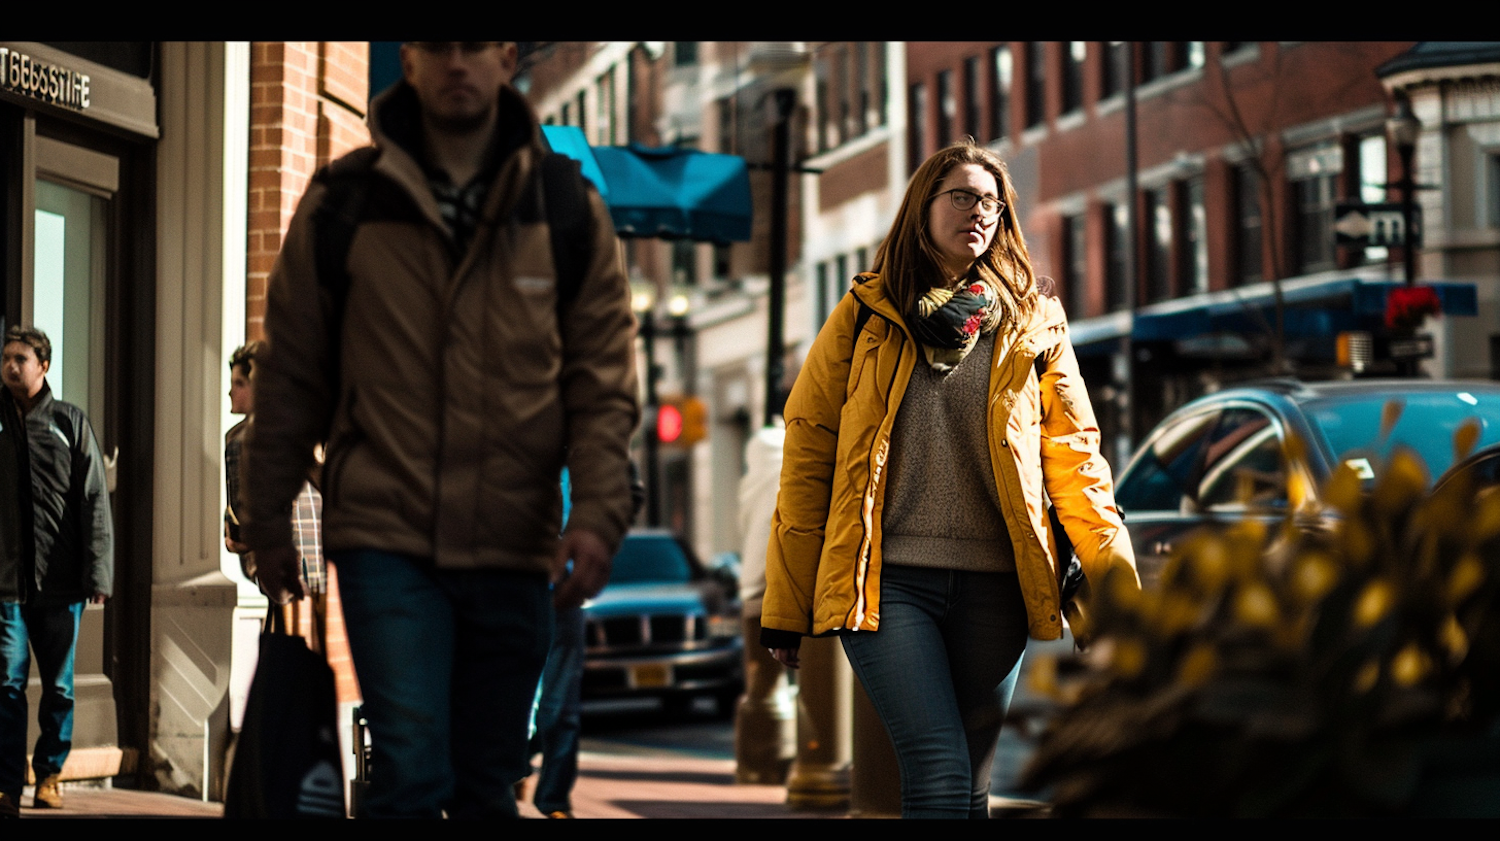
top-left (656, 403), bottom-right (684, 443)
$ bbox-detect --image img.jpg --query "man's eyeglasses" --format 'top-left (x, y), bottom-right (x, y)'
top-left (931, 188), bottom-right (1004, 218)
top-left (410, 42), bottom-right (500, 58)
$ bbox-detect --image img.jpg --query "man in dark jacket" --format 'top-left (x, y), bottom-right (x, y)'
top-left (0, 326), bottom-right (113, 816)
top-left (243, 42), bottom-right (638, 818)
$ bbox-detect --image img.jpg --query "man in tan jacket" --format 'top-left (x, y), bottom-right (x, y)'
top-left (242, 42), bottom-right (638, 818)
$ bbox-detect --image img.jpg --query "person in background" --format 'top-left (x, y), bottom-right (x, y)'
top-left (0, 326), bottom-right (113, 816)
top-left (224, 341), bottom-right (326, 651)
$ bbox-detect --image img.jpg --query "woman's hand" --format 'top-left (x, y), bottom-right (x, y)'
top-left (769, 647), bottom-right (801, 669)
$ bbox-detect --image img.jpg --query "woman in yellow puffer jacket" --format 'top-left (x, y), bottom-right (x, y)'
top-left (761, 141), bottom-right (1138, 818)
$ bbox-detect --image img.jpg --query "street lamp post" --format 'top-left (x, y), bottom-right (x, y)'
top-left (632, 281), bottom-right (662, 527)
top-left (1386, 91), bottom-right (1423, 378)
top-left (1386, 91), bottom-right (1421, 288)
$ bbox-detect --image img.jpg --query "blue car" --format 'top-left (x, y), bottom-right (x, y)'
top-left (1114, 379), bottom-right (1500, 587)
top-left (581, 530), bottom-right (744, 716)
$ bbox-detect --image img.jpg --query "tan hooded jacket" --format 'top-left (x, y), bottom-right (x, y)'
top-left (761, 273), bottom-right (1137, 644)
top-left (242, 82), bottom-right (639, 572)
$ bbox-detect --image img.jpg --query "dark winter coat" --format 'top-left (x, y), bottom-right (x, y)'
top-left (0, 384), bottom-right (114, 604)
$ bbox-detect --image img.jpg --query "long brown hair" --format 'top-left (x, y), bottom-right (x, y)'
top-left (873, 140), bottom-right (1038, 330)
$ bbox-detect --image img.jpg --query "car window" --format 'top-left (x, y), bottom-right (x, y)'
top-left (609, 535), bottom-right (695, 585)
top-left (1198, 407), bottom-right (1287, 511)
top-left (1307, 390), bottom-right (1500, 485)
top-left (1116, 409), bottom-right (1219, 513)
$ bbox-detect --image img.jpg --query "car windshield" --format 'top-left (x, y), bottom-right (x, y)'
top-left (608, 535), bottom-right (695, 585)
top-left (1306, 390), bottom-right (1500, 485)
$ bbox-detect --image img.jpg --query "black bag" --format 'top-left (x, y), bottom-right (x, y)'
top-left (224, 605), bottom-right (346, 819)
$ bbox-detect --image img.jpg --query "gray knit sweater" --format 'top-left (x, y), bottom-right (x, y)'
top-left (880, 330), bottom-right (1016, 572)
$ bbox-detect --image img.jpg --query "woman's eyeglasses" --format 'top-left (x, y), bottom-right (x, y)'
top-left (931, 188), bottom-right (1004, 218)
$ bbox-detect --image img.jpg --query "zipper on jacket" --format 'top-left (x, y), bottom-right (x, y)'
top-left (849, 318), bottom-right (905, 632)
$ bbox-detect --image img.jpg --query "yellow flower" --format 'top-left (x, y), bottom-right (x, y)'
top-left (1291, 552), bottom-right (1339, 604)
top-left (1324, 462), bottom-right (1364, 515)
top-left (1440, 614), bottom-right (1468, 663)
top-left (1176, 643), bottom-right (1218, 688)
top-left (1453, 418), bottom-right (1480, 464)
top-left (1390, 643), bottom-right (1430, 687)
top-left (1354, 579), bottom-right (1395, 628)
top-left (1113, 638), bottom-right (1147, 679)
top-left (1234, 582), bottom-right (1280, 629)
top-left (1447, 554), bottom-right (1484, 605)
top-left (1372, 448), bottom-right (1428, 515)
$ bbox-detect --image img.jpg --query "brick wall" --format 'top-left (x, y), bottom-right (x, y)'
top-left (246, 41), bottom-right (370, 340)
top-left (246, 41), bottom-right (370, 705)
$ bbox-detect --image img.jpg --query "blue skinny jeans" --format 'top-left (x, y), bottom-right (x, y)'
top-left (840, 566), bottom-right (1029, 819)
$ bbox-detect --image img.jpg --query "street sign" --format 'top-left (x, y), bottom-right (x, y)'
top-left (1334, 201), bottom-right (1422, 248)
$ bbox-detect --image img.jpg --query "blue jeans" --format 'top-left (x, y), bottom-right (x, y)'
top-left (0, 601), bottom-right (84, 801)
top-left (530, 603), bottom-right (583, 814)
top-left (840, 566), bottom-right (1029, 819)
top-left (333, 550), bottom-right (552, 819)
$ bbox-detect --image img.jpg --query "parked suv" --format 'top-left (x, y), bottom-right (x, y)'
top-left (1113, 379), bottom-right (1500, 587)
top-left (581, 530), bottom-right (743, 715)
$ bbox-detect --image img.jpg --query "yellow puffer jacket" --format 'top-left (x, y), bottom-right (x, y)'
top-left (761, 273), bottom-right (1138, 644)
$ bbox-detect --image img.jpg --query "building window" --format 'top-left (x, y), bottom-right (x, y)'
top-left (909, 82), bottom-right (928, 172)
top-left (1288, 142), bottom-right (1342, 275)
top-left (964, 55), bottom-right (982, 141)
top-left (1025, 42), bottom-right (1046, 129)
top-left (1145, 187), bottom-right (1172, 302)
top-left (1358, 133), bottom-right (1388, 263)
top-left (1235, 163), bottom-right (1264, 286)
top-left (713, 244), bottom-right (731, 281)
top-left (854, 42), bottom-right (871, 137)
top-left (1062, 41), bottom-right (1086, 114)
top-left (937, 70), bottom-right (956, 148)
top-left (575, 90), bottom-right (587, 137)
top-left (717, 97), bottom-right (734, 154)
top-left (1182, 177), bottom-right (1208, 295)
top-left (990, 45), bottom-right (1012, 142)
top-left (870, 42), bottom-right (888, 132)
top-left (1106, 202), bottom-right (1130, 311)
top-left (816, 261), bottom-right (831, 325)
top-left (815, 53), bottom-right (832, 153)
top-left (838, 44), bottom-right (854, 143)
top-left (1063, 213), bottom-right (1088, 318)
top-left (672, 240), bottom-right (697, 285)
top-left (674, 42), bottom-right (698, 67)
top-left (595, 69), bottom-right (616, 146)
top-left (1100, 41), bottom-right (1127, 99)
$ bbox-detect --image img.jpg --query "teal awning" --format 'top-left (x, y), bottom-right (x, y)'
top-left (591, 144), bottom-right (752, 243)
top-left (541, 127), bottom-right (753, 244)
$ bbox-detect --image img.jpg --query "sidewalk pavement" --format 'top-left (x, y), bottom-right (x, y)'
top-left (18, 750), bottom-right (1048, 819)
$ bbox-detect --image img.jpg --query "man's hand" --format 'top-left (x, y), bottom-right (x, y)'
top-left (89, 593), bottom-right (107, 605)
top-left (769, 647), bottom-right (800, 669)
top-left (254, 544), bottom-right (306, 605)
top-left (552, 529), bottom-right (611, 609)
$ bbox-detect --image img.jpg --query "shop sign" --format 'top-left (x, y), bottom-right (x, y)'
top-left (0, 46), bottom-right (90, 111)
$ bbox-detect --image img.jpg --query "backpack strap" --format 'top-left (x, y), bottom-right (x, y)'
top-left (538, 152), bottom-right (593, 312)
top-left (310, 146), bottom-right (380, 388)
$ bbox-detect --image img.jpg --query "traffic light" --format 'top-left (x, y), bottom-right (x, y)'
top-left (656, 395), bottom-right (708, 448)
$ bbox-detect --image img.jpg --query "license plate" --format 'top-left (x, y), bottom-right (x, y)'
top-left (630, 663), bottom-right (671, 688)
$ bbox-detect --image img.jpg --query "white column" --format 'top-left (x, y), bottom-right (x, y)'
top-left (149, 40), bottom-right (251, 801)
